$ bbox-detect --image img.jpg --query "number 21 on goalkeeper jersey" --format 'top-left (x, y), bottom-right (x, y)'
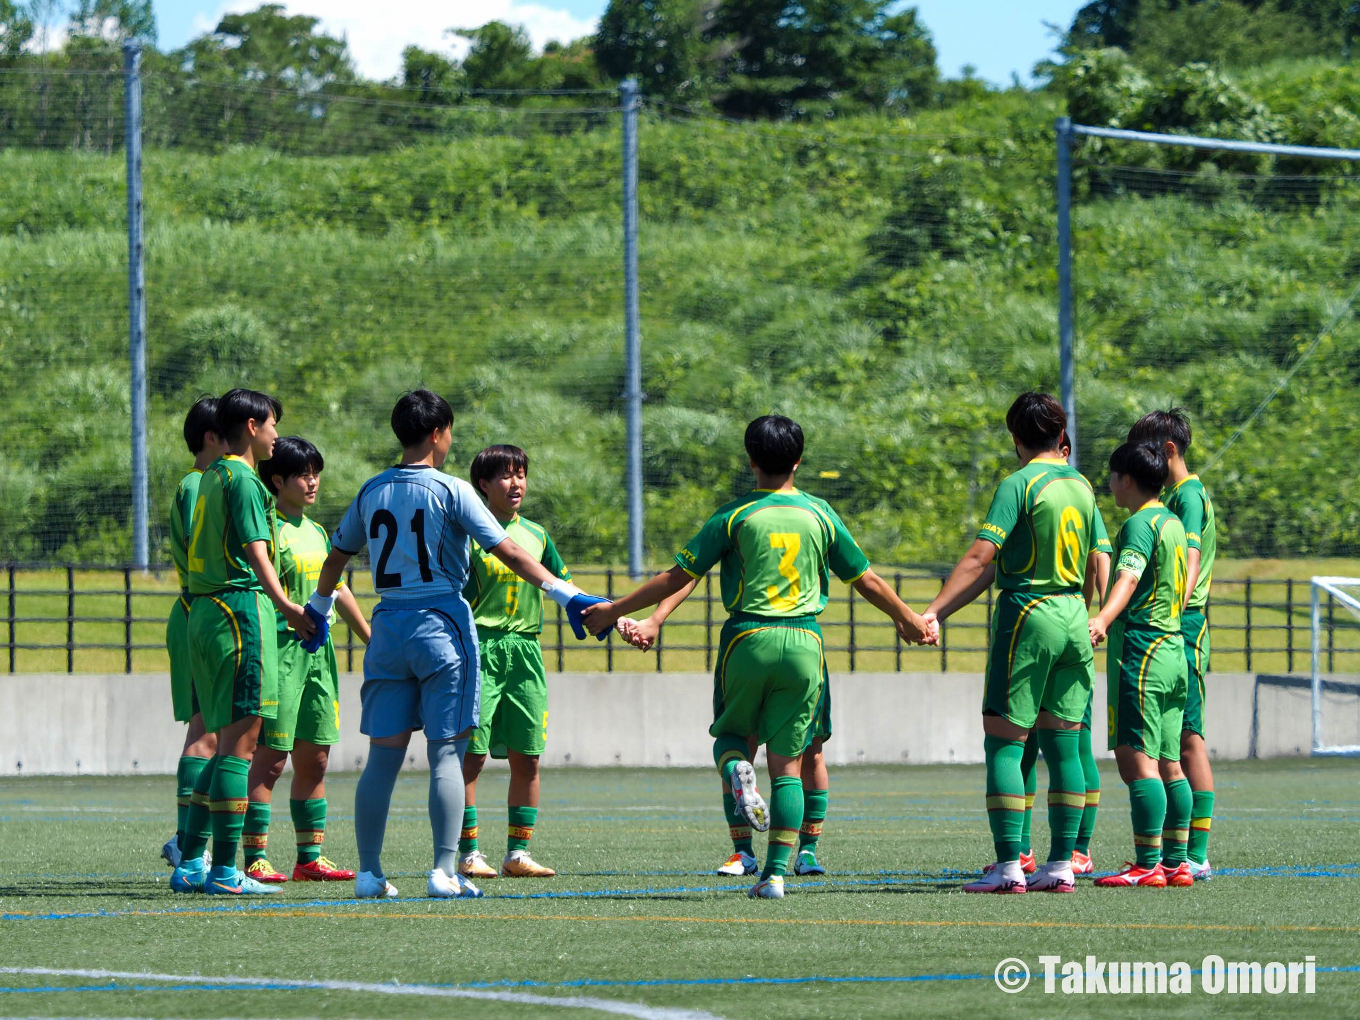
top-left (330, 464), bottom-right (507, 603)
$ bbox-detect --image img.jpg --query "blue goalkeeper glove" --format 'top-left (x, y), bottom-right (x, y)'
top-left (300, 591), bottom-right (335, 653)
top-left (543, 580), bottom-right (612, 641)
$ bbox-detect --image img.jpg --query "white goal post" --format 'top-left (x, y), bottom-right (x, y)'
top-left (1311, 577), bottom-right (1360, 757)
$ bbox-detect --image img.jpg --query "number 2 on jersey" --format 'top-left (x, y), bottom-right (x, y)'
top-left (370, 508), bottom-right (434, 588)
top-left (766, 533), bottom-right (802, 611)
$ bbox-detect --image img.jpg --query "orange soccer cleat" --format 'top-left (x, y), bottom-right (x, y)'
top-left (1094, 862), bottom-right (1167, 888)
top-left (292, 857), bottom-right (356, 881)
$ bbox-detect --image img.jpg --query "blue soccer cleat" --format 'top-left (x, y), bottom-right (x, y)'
top-left (793, 849), bottom-right (826, 876)
top-left (169, 855), bottom-right (209, 893)
top-left (566, 593), bottom-right (612, 641)
top-left (204, 864), bottom-right (283, 895)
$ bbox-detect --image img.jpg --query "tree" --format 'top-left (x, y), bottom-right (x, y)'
top-left (0, 0), bottom-right (33, 62)
top-left (68, 0), bottom-right (155, 45)
top-left (454, 21), bottom-right (536, 90)
top-left (595, 0), bottom-right (709, 98)
top-left (401, 45), bottom-right (463, 101)
top-left (208, 4), bottom-right (353, 92)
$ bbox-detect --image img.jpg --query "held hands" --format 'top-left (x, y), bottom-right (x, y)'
top-left (283, 601), bottom-right (317, 647)
top-left (579, 598), bottom-right (621, 638)
top-left (616, 615), bottom-right (660, 651)
top-left (897, 608), bottom-right (937, 646)
top-left (542, 580), bottom-right (613, 642)
top-left (1089, 616), bottom-right (1109, 647)
top-left (298, 590), bottom-right (334, 653)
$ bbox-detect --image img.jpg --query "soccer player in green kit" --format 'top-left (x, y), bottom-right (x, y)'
top-left (458, 445), bottom-right (573, 880)
top-left (162, 397), bottom-right (227, 870)
top-left (925, 393), bottom-right (1103, 894)
top-left (170, 389), bottom-right (315, 896)
top-left (1090, 441), bottom-right (1194, 889)
top-left (242, 437), bottom-right (371, 884)
top-left (1128, 408), bottom-right (1217, 881)
top-left (583, 415), bottom-right (931, 899)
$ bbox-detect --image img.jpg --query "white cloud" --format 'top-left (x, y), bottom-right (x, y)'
top-left (191, 1), bottom-right (599, 81)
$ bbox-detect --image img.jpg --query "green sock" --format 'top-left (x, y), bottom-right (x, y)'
top-left (761, 775), bottom-right (804, 880)
top-left (723, 791), bottom-right (754, 855)
top-left (1037, 728), bottom-right (1085, 863)
top-left (242, 801), bottom-right (272, 865)
top-left (1019, 732), bottom-right (1038, 856)
top-left (1188, 790), bottom-right (1215, 865)
top-left (984, 734), bottom-right (1026, 863)
top-left (179, 755), bottom-right (217, 862)
top-left (459, 805), bottom-right (479, 855)
top-left (291, 798), bottom-right (327, 863)
top-left (1128, 777), bottom-right (1167, 868)
top-left (799, 788), bottom-right (828, 854)
top-left (1074, 725), bottom-right (1100, 854)
top-left (175, 755), bottom-right (209, 850)
top-left (507, 805), bottom-right (537, 854)
top-left (209, 755), bottom-right (251, 868)
top-left (1162, 778), bottom-right (1192, 867)
top-left (713, 734), bottom-right (749, 788)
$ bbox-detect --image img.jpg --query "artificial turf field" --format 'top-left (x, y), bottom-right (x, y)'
top-left (1, 758), bottom-right (1358, 1019)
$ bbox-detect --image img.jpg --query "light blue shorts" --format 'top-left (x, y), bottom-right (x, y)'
top-left (360, 595), bottom-right (481, 742)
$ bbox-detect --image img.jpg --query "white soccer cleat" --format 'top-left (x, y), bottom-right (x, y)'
top-left (963, 860), bottom-right (1027, 894)
top-left (161, 836), bottom-right (182, 869)
top-left (459, 850), bottom-right (499, 879)
top-left (730, 761), bottom-right (770, 832)
top-left (428, 867), bottom-right (483, 898)
top-left (716, 850), bottom-right (759, 876)
top-left (749, 875), bottom-right (785, 899)
top-left (355, 871), bottom-right (398, 899)
top-left (1026, 861), bottom-right (1076, 893)
top-left (1187, 858), bottom-right (1212, 881)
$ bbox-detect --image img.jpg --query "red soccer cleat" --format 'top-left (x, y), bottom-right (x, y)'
top-left (1071, 850), bottom-right (1094, 876)
top-left (244, 859), bottom-right (288, 884)
top-left (1094, 862), bottom-right (1167, 888)
top-left (1163, 861), bottom-right (1195, 887)
top-left (292, 856), bottom-right (356, 881)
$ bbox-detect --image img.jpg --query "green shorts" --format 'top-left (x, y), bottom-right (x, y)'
top-left (187, 589), bottom-right (279, 734)
top-left (1182, 608), bottom-right (1210, 738)
top-left (1106, 623), bottom-right (1187, 760)
top-left (166, 593), bottom-right (199, 723)
top-left (470, 630), bottom-right (548, 759)
top-left (262, 631), bottom-right (340, 752)
top-left (984, 591), bottom-right (1093, 728)
top-left (1081, 686), bottom-right (1093, 730)
top-left (712, 615), bottom-right (825, 759)
top-left (813, 677), bottom-right (832, 744)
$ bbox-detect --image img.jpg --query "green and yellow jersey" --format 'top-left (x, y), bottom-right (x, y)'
top-left (169, 469), bottom-right (203, 591)
top-left (1108, 501), bottom-right (1188, 633)
top-left (275, 511), bottom-right (345, 634)
top-left (676, 489), bottom-right (870, 618)
top-left (1164, 474), bottom-right (1216, 611)
top-left (1092, 505), bottom-right (1113, 558)
top-left (978, 457), bottom-right (1102, 594)
top-left (465, 516), bottom-right (570, 634)
top-left (186, 455), bottom-right (275, 596)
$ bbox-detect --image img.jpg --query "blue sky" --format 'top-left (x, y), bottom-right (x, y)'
top-left (152, 1), bottom-right (1084, 86)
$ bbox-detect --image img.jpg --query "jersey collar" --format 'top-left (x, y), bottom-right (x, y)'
top-left (1138, 499), bottom-right (1167, 512)
top-left (1171, 474), bottom-right (1200, 491)
top-left (1030, 456), bottom-right (1068, 465)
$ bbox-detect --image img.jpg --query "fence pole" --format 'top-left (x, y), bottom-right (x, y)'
top-left (704, 573), bottom-right (713, 671)
top-left (7, 564), bottom-right (14, 673)
top-left (893, 573), bottom-right (902, 672)
top-left (345, 567), bottom-right (355, 672)
top-left (1056, 117), bottom-right (1078, 466)
top-left (1311, 581), bottom-right (1322, 753)
top-left (123, 566), bottom-right (132, 674)
top-left (938, 577), bottom-right (947, 672)
top-left (66, 565), bottom-right (75, 674)
top-left (1286, 578), bottom-right (1294, 673)
top-left (124, 41), bottom-right (149, 570)
top-left (847, 586), bottom-right (856, 672)
top-left (605, 568), bottom-right (615, 672)
top-left (620, 77), bottom-right (644, 579)
top-left (1245, 578), bottom-right (1252, 672)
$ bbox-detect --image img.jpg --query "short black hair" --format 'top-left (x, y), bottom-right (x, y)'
top-left (183, 396), bottom-right (220, 454)
top-left (745, 415), bottom-right (804, 476)
top-left (470, 445), bottom-right (529, 495)
top-left (391, 389), bottom-right (453, 448)
top-left (257, 436), bottom-right (324, 496)
top-left (1109, 441), bottom-right (1168, 495)
top-left (216, 388), bottom-right (282, 443)
top-left (1005, 391), bottom-right (1067, 451)
top-left (1127, 407), bottom-right (1192, 456)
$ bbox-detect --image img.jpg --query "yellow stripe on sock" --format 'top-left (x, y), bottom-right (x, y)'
top-left (1023, 793), bottom-right (1036, 809)
top-left (768, 828), bottom-right (798, 848)
top-left (1048, 790), bottom-right (1087, 809)
top-left (717, 750), bottom-right (747, 772)
top-left (799, 821), bottom-right (824, 837)
top-left (295, 830), bottom-right (325, 846)
top-left (1085, 791), bottom-right (1101, 807)
top-left (209, 798), bottom-right (248, 815)
top-left (1191, 817), bottom-right (1212, 831)
top-left (508, 825), bottom-right (534, 840)
top-left (241, 833), bottom-right (268, 849)
top-left (1162, 828), bottom-right (1189, 842)
top-left (176, 795), bottom-right (192, 808)
top-left (986, 794), bottom-right (1026, 812)
top-left (460, 826), bottom-right (478, 840)
top-left (190, 791), bottom-right (210, 808)
top-left (729, 826), bottom-right (751, 840)
top-left (1133, 833), bottom-right (1163, 848)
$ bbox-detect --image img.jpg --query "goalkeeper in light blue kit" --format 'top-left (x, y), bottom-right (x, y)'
top-left (311, 390), bottom-right (607, 900)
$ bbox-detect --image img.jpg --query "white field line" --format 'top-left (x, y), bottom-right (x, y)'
top-left (0, 968), bottom-right (727, 1020)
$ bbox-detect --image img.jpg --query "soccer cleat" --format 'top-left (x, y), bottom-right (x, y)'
top-left (204, 865), bottom-right (282, 895)
top-left (963, 860), bottom-right (1027, 893)
top-left (792, 849), bottom-right (826, 876)
top-left (244, 858), bottom-right (289, 883)
top-left (355, 871), bottom-right (398, 899)
top-left (1187, 858), bottom-right (1212, 881)
top-left (749, 875), bottom-right (785, 899)
top-left (1094, 862), bottom-right (1167, 888)
top-left (1163, 862), bottom-right (1195, 887)
top-left (161, 835), bottom-right (183, 869)
top-left (983, 850), bottom-right (1036, 876)
top-left (730, 761), bottom-right (770, 833)
top-left (1071, 850), bottom-right (1094, 876)
top-left (169, 856), bottom-right (209, 893)
top-left (501, 851), bottom-right (556, 878)
top-left (428, 867), bottom-right (483, 898)
top-left (716, 850), bottom-right (758, 876)
top-left (1027, 861), bottom-right (1076, 893)
top-left (459, 850), bottom-right (499, 880)
top-left (292, 857), bottom-right (355, 882)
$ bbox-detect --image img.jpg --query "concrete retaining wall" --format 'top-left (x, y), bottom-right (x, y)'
top-left (2, 672), bottom-right (1356, 775)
